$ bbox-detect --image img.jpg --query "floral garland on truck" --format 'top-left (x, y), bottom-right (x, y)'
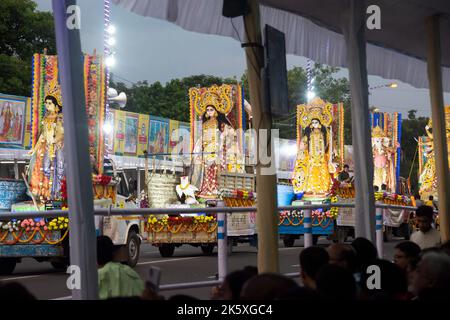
top-left (144, 215), bottom-right (217, 234)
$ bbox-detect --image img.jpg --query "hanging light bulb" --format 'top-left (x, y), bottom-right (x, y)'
top-left (105, 55), bottom-right (116, 67)
top-left (106, 24), bottom-right (116, 35)
top-left (107, 37), bottom-right (116, 46)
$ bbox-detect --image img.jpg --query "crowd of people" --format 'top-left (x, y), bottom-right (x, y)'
top-left (1, 205), bottom-right (449, 301)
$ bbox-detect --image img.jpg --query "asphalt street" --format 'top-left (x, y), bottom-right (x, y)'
top-left (0, 237), bottom-right (402, 300)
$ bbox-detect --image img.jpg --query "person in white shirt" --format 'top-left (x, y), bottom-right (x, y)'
top-left (410, 205), bottom-right (441, 250)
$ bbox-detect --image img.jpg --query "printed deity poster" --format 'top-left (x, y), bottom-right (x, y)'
top-left (137, 114), bottom-right (149, 158)
top-left (148, 116), bottom-right (169, 158)
top-left (124, 112), bottom-right (139, 156)
top-left (0, 94), bottom-right (28, 148)
top-left (113, 110), bottom-right (126, 155)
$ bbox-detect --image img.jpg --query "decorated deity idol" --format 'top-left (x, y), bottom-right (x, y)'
top-left (292, 98), bottom-right (342, 196)
top-left (371, 126), bottom-right (396, 191)
top-left (28, 91), bottom-right (65, 202)
top-left (190, 85), bottom-right (245, 199)
top-left (418, 120), bottom-right (437, 197)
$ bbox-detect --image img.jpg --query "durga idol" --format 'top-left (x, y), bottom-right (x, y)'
top-left (292, 100), bottom-right (336, 197)
top-left (27, 91), bottom-right (65, 203)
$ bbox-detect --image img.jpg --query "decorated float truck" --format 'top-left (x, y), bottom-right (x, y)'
top-left (334, 111), bottom-right (413, 242)
top-left (0, 53), bottom-right (141, 274)
top-left (138, 84), bottom-right (257, 257)
top-left (279, 97), bottom-right (344, 246)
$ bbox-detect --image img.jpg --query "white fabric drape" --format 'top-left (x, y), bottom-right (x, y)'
top-left (112, 0), bottom-right (450, 92)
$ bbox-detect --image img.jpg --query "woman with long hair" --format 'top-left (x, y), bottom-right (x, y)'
top-left (28, 95), bottom-right (65, 202)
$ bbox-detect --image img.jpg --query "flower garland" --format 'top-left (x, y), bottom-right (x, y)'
top-left (219, 189), bottom-right (256, 200)
top-left (0, 217), bottom-right (69, 245)
top-left (145, 215), bottom-right (217, 234)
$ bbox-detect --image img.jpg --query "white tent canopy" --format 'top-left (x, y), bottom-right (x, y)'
top-left (112, 0), bottom-right (450, 91)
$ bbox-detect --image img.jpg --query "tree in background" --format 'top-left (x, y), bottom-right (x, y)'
top-left (0, 0), bottom-right (55, 96)
top-left (400, 109), bottom-right (428, 194)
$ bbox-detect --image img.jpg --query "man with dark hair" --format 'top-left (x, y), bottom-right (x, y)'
top-left (381, 184), bottom-right (387, 191)
top-left (316, 264), bottom-right (357, 300)
top-left (299, 246), bottom-right (329, 289)
top-left (411, 205), bottom-right (441, 249)
top-left (97, 236), bottom-right (144, 299)
top-left (326, 243), bottom-right (357, 273)
top-left (394, 241), bottom-right (421, 271)
top-left (337, 164), bottom-right (351, 182)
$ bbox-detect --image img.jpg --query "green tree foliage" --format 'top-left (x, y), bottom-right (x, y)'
top-left (400, 110), bottom-right (428, 195)
top-left (0, 0), bottom-right (56, 96)
top-left (113, 75), bottom-right (237, 122)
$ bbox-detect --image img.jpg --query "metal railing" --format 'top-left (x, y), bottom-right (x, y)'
top-left (1, 202), bottom-right (417, 298)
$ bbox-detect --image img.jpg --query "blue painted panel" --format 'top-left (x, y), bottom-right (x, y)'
top-left (279, 219), bottom-right (334, 235)
top-left (0, 245), bottom-right (63, 257)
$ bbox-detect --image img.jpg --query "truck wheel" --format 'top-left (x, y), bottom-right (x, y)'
top-left (159, 244), bottom-right (175, 257)
top-left (227, 239), bottom-right (233, 255)
top-left (0, 258), bottom-right (17, 275)
top-left (126, 231), bottom-right (140, 267)
top-left (201, 244), bottom-right (215, 255)
top-left (312, 234), bottom-right (320, 245)
top-left (383, 226), bottom-right (393, 242)
top-left (283, 237), bottom-right (295, 247)
top-left (51, 258), bottom-right (69, 271)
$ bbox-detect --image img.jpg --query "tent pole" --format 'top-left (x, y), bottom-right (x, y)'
top-left (342, 0), bottom-right (375, 242)
top-left (426, 15), bottom-right (450, 241)
top-left (243, 0), bottom-right (279, 273)
top-left (52, 0), bottom-right (98, 299)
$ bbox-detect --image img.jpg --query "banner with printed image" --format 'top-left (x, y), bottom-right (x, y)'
top-left (124, 112), bottom-right (139, 156)
top-left (0, 94), bottom-right (28, 148)
top-left (148, 116), bottom-right (169, 158)
top-left (113, 110), bottom-right (126, 155)
top-left (137, 114), bottom-right (149, 158)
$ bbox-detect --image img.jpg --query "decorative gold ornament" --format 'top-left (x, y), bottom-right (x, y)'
top-left (371, 126), bottom-right (386, 138)
top-left (297, 97), bottom-right (333, 128)
top-left (189, 84), bottom-right (233, 116)
top-left (44, 78), bottom-right (63, 107)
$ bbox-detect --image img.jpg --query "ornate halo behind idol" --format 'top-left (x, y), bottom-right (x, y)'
top-left (189, 84), bottom-right (233, 116)
top-left (296, 97), bottom-right (333, 129)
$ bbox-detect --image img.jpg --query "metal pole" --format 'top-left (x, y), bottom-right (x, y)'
top-left (341, 0), bottom-right (375, 241)
top-left (52, 0), bottom-right (98, 300)
top-left (375, 201), bottom-right (384, 258)
top-left (13, 159), bottom-right (19, 180)
top-left (136, 166), bottom-right (141, 206)
top-left (426, 15), bottom-right (450, 241)
top-left (303, 205), bottom-right (313, 248)
top-left (216, 201), bottom-right (227, 281)
top-left (243, 0), bottom-right (279, 274)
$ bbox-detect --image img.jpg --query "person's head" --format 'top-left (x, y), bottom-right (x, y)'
top-left (202, 105), bottom-right (231, 130)
top-left (310, 118), bottom-right (322, 129)
top-left (381, 184), bottom-right (387, 191)
top-left (374, 185), bottom-right (379, 192)
top-left (394, 241), bottom-right (421, 270)
top-left (359, 259), bottom-right (408, 300)
top-left (412, 251), bottom-right (450, 298)
top-left (299, 246), bottom-right (329, 289)
top-left (44, 95), bottom-right (62, 114)
top-left (316, 264), bottom-right (356, 300)
top-left (428, 195), bottom-right (434, 201)
top-left (219, 267), bottom-right (258, 300)
top-left (97, 235), bottom-right (114, 267)
top-left (326, 244), bottom-right (357, 273)
top-left (351, 237), bottom-right (378, 272)
top-left (415, 205), bottom-right (434, 233)
top-left (240, 273), bottom-right (299, 300)
top-left (343, 164), bottom-right (349, 172)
